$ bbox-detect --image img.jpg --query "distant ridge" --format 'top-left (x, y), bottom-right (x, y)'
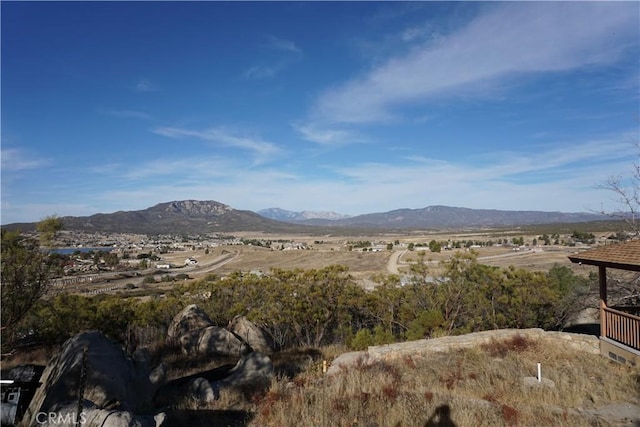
top-left (3, 200), bottom-right (314, 235)
top-left (304, 205), bottom-right (607, 229)
top-left (258, 208), bottom-right (351, 222)
top-left (2, 201), bottom-right (609, 235)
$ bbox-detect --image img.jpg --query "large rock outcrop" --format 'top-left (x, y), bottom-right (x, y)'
top-left (20, 331), bottom-right (166, 427)
top-left (228, 316), bottom-right (273, 354)
top-left (167, 304), bottom-right (215, 341)
top-left (168, 305), bottom-right (245, 357)
top-left (178, 326), bottom-right (245, 356)
top-left (219, 352), bottom-right (274, 389)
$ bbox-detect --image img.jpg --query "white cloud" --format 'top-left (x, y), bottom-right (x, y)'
top-left (244, 35), bottom-right (302, 79)
top-left (314, 2), bottom-right (639, 124)
top-left (135, 79), bottom-right (156, 92)
top-left (152, 126), bottom-right (282, 165)
top-left (121, 157), bottom-right (231, 180)
top-left (1, 202), bottom-right (98, 225)
top-left (267, 35), bottom-right (301, 54)
top-left (401, 27), bottom-right (428, 42)
top-left (80, 134), bottom-right (637, 219)
top-left (1, 148), bottom-right (49, 171)
top-left (103, 109), bottom-right (152, 120)
top-left (293, 123), bottom-right (367, 146)
top-left (244, 65), bottom-right (280, 80)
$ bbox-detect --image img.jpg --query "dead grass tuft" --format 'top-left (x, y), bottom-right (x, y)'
top-left (7, 333), bottom-right (638, 426)
top-left (249, 338), bottom-right (640, 426)
top-left (480, 334), bottom-right (536, 358)
top-left (501, 404), bottom-right (519, 426)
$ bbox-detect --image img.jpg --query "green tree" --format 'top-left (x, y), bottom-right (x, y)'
top-left (36, 214), bottom-right (63, 247)
top-left (405, 310), bottom-right (445, 340)
top-left (547, 264), bottom-right (593, 327)
top-left (350, 328), bottom-right (374, 350)
top-left (1, 231), bottom-right (53, 350)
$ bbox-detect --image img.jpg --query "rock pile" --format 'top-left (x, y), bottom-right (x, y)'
top-left (19, 305), bottom-right (275, 426)
top-left (20, 330), bottom-right (167, 427)
top-left (167, 304), bottom-right (274, 356)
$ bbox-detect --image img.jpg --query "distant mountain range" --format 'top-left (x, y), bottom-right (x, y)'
top-left (290, 205), bottom-right (607, 229)
top-left (4, 201), bottom-right (314, 235)
top-left (3, 200), bottom-right (610, 235)
top-left (258, 208), bottom-right (351, 222)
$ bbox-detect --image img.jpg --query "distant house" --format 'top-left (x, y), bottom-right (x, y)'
top-left (155, 264), bottom-right (171, 269)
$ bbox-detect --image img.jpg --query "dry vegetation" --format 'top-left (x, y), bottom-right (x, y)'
top-left (161, 336), bottom-right (639, 427)
top-left (61, 228), bottom-right (613, 297)
top-left (8, 227), bottom-right (637, 426)
top-left (7, 334), bottom-right (638, 426)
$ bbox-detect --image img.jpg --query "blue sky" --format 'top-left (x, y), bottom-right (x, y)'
top-left (2, 1), bottom-right (639, 224)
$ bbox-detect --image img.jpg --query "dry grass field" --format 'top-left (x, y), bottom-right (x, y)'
top-left (169, 335), bottom-right (640, 427)
top-left (64, 229), bottom-right (613, 296)
top-left (168, 246), bottom-right (392, 278)
top-left (159, 232), bottom-right (594, 281)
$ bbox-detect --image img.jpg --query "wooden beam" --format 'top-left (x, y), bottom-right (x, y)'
top-left (599, 265), bottom-right (607, 304)
top-left (599, 265), bottom-right (607, 339)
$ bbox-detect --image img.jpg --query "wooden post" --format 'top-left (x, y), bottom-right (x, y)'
top-left (599, 266), bottom-right (607, 339)
top-left (76, 346), bottom-right (88, 427)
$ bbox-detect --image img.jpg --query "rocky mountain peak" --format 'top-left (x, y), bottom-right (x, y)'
top-left (162, 200), bottom-right (232, 216)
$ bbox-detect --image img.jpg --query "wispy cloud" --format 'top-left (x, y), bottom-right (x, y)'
top-left (244, 65), bottom-right (280, 80)
top-left (121, 157), bottom-right (230, 180)
top-left (293, 123), bottom-right (367, 146)
top-left (135, 78), bottom-right (156, 92)
top-left (81, 133), bottom-right (637, 219)
top-left (102, 109), bottom-right (152, 120)
top-left (1, 147), bottom-right (50, 171)
top-left (319, 137), bottom-right (635, 213)
top-left (243, 35), bottom-right (302, 79)
top-left (401, 26), bottom-right (431, 43)
top-left (314, 2), bottom-right (638, 124)
top-left (267, 35), bottom-right (301, 54)
top-left (1, 202), bottom-right (97, 223)
top-left (152, 126), bottom-right (282, 164)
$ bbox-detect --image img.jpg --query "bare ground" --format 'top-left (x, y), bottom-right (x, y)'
top-left (60, 231), bottom-right (606, 295)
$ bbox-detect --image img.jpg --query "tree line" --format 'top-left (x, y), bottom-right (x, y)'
top-left (6, 250), bottom-right (593, 354)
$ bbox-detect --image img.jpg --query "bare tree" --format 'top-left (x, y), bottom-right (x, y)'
top-left (597, 141), bottom-right (640, 307)
top-left (598, 141), bottom-right (640, 238)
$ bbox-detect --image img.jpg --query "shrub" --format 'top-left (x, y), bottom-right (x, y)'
top-left (405, 310), bottom-right (445, 341)
top-left (350, 328), bottom-right (374, 350)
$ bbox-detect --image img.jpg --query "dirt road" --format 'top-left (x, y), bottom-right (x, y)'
top-left (387, 249), bottom-right (407, 275)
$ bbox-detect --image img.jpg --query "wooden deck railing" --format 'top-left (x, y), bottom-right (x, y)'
top-left (603, 306), bottom-right (640, 351)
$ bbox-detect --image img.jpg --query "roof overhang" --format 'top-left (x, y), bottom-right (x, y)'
top-left (568, 240), bottom-right (640, 272)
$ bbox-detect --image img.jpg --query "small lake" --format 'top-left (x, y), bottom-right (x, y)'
top-left (50, 247), bottom-right (114, 255)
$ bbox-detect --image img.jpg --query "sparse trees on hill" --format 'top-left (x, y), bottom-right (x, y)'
top-left (1, 230), bottom-right (53, 352)
top-left (12, 257), bottom-right (594, 352)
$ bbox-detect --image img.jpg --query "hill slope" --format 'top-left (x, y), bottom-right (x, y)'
top-left (3, 201), bottom-right (610, 234)
top-left (258, 208), bottom-right (351, 222)
top-left (4, 200), bottom-right (315, 235)
top-left (300, 205), bottom-right (606, 229)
